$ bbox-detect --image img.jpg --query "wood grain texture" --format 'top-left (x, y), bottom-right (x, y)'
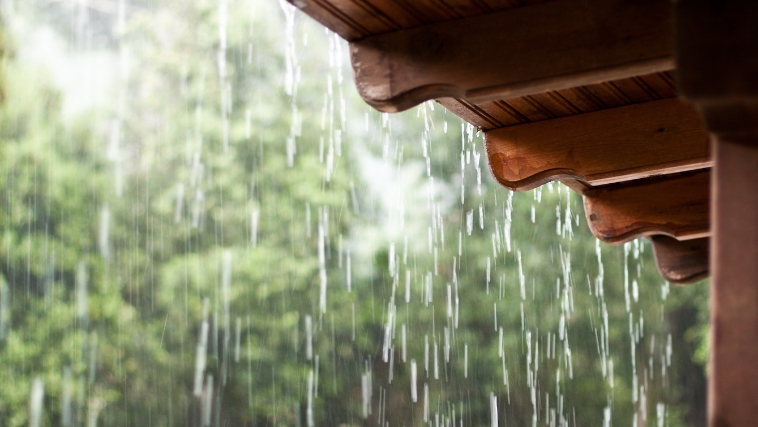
top-left (583, 170), bottom-right (710, 244)
top-left (436, 72), bottom-right (678, 131)
top-left (350, 0), bottom-right (674, 112)
top-left (709, 138), bottom-right (758, 427)
top-left (287, 0), bottom-right (540, 41)
top-left (648, 235), bottom-right (709, 284)
top-left (558, 178), bottom-right (591, 194)
top-left (484, 98), bottom-right (711, 191)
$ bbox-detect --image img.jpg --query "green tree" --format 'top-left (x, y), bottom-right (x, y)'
top-left (0, 1), bottom-right (709, 426)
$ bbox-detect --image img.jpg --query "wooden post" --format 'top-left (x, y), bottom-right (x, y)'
top-left (676, 1), bottom-right (758, 424)
top-left (709, 138), bottom-right (758, 426)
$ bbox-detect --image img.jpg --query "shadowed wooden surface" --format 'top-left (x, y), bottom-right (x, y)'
top-left (290, 0), bottom-right (680, 129)
top-left (286, 0), bottom-right (548, 41)
top-left (484, 98), bottom-right (711, 191)
top-left (583, 170), bottom-right (710, 244)
top-left (436, 72), bottom-right (679, 131)
top-left (676, 0), bottom-right (758, 103)
top-left (349, 0), bottom-right (673, 112)
top-left (708, 138), bottom-right (758, 427)
top-left (649, 235), bottom-right (709, 284)
top-left (676, 0), bottom-right (758, 138)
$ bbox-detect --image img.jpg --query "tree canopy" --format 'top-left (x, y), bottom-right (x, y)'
top-left (0, 1), bottom-right (709, 427)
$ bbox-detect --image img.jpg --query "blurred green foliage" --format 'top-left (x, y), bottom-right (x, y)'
top-left (0, 2), bottom-right (709, 427)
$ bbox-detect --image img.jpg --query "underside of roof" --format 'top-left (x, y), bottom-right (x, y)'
top-left (288, 1), bottom-right (758, 424)
top-left (290, 0), bottom-right (711, 285)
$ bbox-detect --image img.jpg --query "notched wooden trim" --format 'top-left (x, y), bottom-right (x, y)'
top-left (350, 0), bottom-right (674, 112)
top-left (583, 170), bottom-right (711, 244)
top-left (648, 235), bottom-right (709, 285)
top-left (484, 98), bottom-right (711, 191)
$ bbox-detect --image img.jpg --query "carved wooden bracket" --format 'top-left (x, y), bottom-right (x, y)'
top-left (349, 0), bottom-right (674, 112)
top-left (484, 98), bottom-right (711, 191)
top-left (583, 170), bottom-right (710, 244)
top-left (649, 235), bottom-right (709, 285)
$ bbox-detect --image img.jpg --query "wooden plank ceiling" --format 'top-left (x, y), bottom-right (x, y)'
top-left (289, 0), bottom-right (550, 41)
top-left (288, 0), bottom-right (711, 284)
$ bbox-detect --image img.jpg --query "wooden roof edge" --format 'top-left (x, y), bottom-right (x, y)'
top-left (348, 0), bottom-right (674, 113)
top-left (648, 235), bottom-right (709, 285)
top-left (483, 98), bottom-right (710, 192)
top-left (290, 0), bottom-right (714, 285)
top-left (583, 170), bottom-right (710, 245)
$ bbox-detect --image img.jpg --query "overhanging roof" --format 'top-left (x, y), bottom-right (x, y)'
top-left (288, 0), bottom-right (711, 284)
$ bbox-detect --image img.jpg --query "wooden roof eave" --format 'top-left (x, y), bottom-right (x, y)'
top-left (648, 235), bottom-right (709, 285)
top-left (348, 0), bottom-right (674, 113)
top-left (483, 98), bottom-right (711, 192)
top-left (290, 0), bottom-right (711, 285)
top-left (583, 170), bottom-right (711, 244)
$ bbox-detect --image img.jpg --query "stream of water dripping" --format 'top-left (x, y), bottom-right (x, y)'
top-left (0, 1), bottom-right (708, 426)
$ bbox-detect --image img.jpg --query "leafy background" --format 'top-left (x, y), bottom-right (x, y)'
top-left (0, 1), bottom-right (709, 426)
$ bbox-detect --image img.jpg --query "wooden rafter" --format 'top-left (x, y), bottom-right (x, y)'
top-left (583, 170), bottom-right (710, 244)
top-left (436, 71), bottom-right (679, 132)
top-left (286, 0), bottom-right (546, 41)
top-left (648, 235), bottom-right (709, 285)
top-left (484, 98), bottom-right (711, 191)
top-left (349, 0), bottom-right (674, 112)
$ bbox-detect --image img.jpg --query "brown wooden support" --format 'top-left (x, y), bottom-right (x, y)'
top-left (676, 1), bottom-right (758, 424)
top-left (484, 98), bottom-right (710, 191)
top-left (349, 0), bottom-right (673, 112)
top-left (583, 170), bottom-right (710, 244)
top-left (707, 138), bottom-right (758, 426)
top-left (648, 235), bottom-right (709, 285)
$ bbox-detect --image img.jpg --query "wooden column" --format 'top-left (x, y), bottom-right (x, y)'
top-left (676, 1), bottom-right (758, 423)
top-left (709, 138), bottom-right (758, 426)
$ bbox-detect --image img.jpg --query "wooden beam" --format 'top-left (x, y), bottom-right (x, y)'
top-left (286, 0), bottom-right (546, 42)
top-left (583, 170), bottom-right (710, 244)
top-left (484, 98), bottom-right (711, 191)
top-left (558, 178), bottom-right (591, 195)
top-left (676, 0), bottom-right (758, 104)
top-left (648, 235), bottom-right (709, 284)
top-left (698, 101), bottom-right (758, 138)
top-left (437, 72), bottom-right (680, 132)
top-left (350, 0), bottom-right (674, 112)
top-left (676, 3), bottom-right (758, 424)
top-left (709, 137), bottom-right (758, 427)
